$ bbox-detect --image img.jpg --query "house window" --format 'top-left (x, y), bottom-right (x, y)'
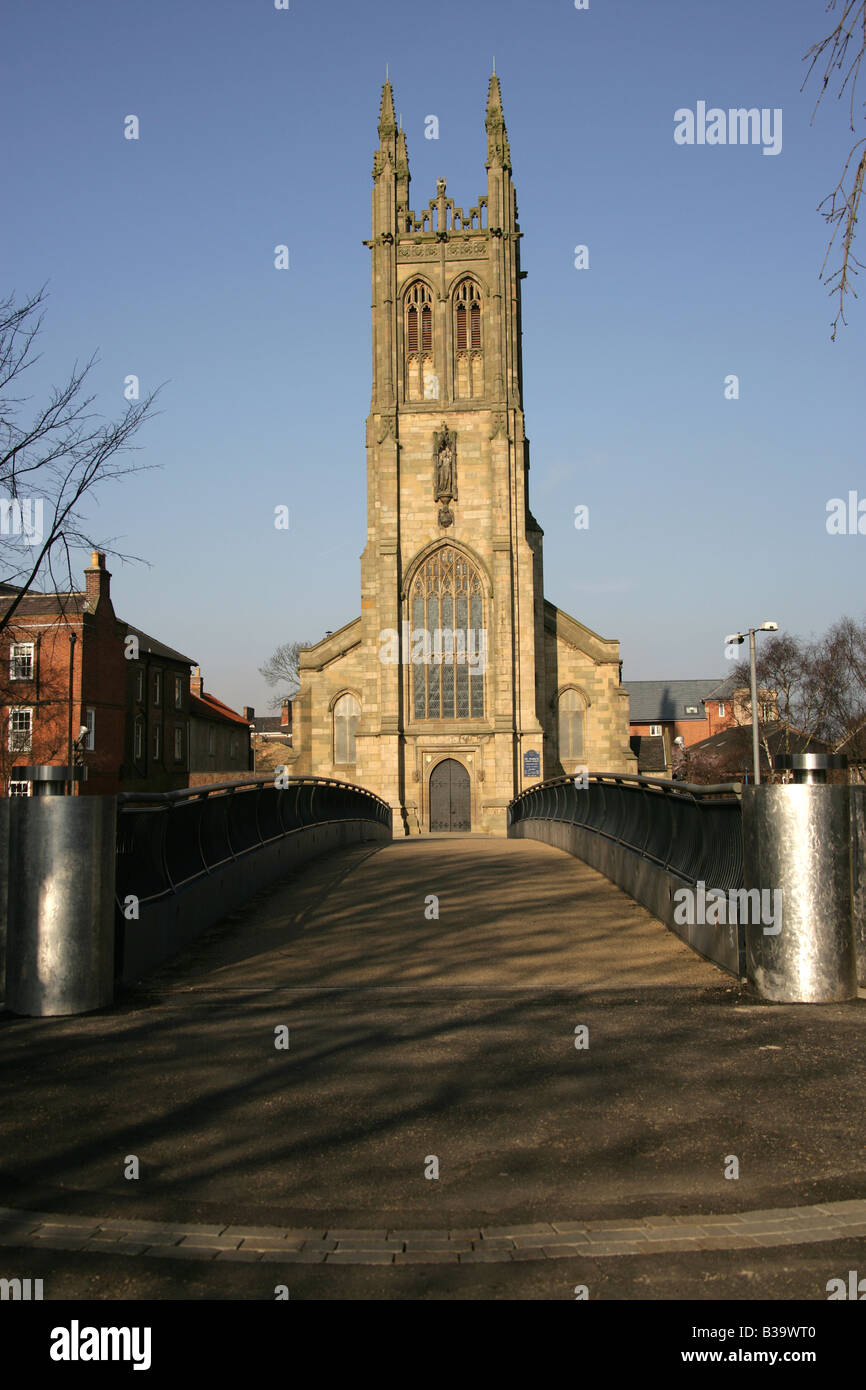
top-left (207, 725), bottom-right (215, 755)
top-left (8, 707), bottom-right (32, 753)
top-left (559, 690), bottom-right (586, 760)
top-left (404, 280), bottom-right (435, 402)
top-left (10, 643), bottom-right (34, 681)
top-left (684, 705), bottom-right (698, 715)
top-left (650, 724), bottom-right (662, 738)
top-left (230, 734), bottom-right (239, 760)
top-left (333, 693), bottom-right (360, 763)
top-left (136, 669), bottom-right (144, 703)
top-left (153, 723), bottom-right (161, 760)
top-left (174, 676), bottom-right (183, 710)
top-left (760, 702), bottom-right (774, 722)
top-left (718, 703), bottom-right (725, 717)
top-left (134, 718), bottom-right (144, 760)
top-left (153, 671), bottom-right (162, 705)
top-left (8, 779), bottom-right (31, 796)
top-left (85, 709), bottom-right (95, 750)
top-left (410, 548), bottom-right (484, 720)
top-left (174, 726), bottom-right (184, 761)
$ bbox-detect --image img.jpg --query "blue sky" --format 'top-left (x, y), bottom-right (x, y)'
top-left (2, 0), bottom-right (864, 713)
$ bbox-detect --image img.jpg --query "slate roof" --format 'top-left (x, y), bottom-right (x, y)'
top-left (123, 625), bottom-right (196, 666)
top-left (625, 679), bottom-right (723, 723)
top-left (254, 715), bottom-right (288, 734)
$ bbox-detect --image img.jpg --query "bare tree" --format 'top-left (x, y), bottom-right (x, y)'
top-left (0, 286), bottom-right (162, 637)
top-left (259, 639), bottom-right (312, 708)
top-left (803, 1), bottom-right (866, 338)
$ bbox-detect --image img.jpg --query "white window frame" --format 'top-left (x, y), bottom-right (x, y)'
top-left (153, 723), bottom-right (161, 760)
top-left (8, 779), bottom-right (31, 796)
top-left (134, 718), bottom-right (144, 760)
top-left (174, 675), bottom-right (183, 710)
top-left (10, 642), bottom-right (34, 681)
top-left (718, 703), bottom-right (725, 717)
top-left (136, 669), bottom-right (144, 703)
top-left (85, 708), bottom-right (95, 751)
top-left (8, 706), bottom-right (32, 753)
top-left (649, 724), bottom-right (662, 738)
top-left (173, 725), bottom-right (183, 762)
top-left (153, 670), bottom-right (162, 706)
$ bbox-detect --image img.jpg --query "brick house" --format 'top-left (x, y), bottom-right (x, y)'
top-left (1, 552), bottom-right (197, 795)
top-left (626, 676), bottom-right (780, 777)
top-left (250, 700), bottom-right (292, 775)
top-left (188, 668), bottom-right (254, 783)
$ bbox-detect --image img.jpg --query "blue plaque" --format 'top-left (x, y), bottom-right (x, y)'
top-left (523, 749), bottom-right (541, 777)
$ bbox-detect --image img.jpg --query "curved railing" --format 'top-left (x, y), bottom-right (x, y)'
top-left (509, 773), bottom-right (744, 976)
top-left (509, 773), bottom-right (743, 888)
top-left (116, 776), bottom-right (392, 910)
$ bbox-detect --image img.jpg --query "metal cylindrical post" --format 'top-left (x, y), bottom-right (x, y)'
top-left (742, 785), bottom-right (856, 1002)
top-left (6, 796), bottom-right (116, 1016)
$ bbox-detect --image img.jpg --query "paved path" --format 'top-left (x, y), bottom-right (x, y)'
top-left (1, 835), bottom-right (865, 1297)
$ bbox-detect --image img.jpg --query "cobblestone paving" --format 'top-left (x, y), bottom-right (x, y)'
top-left (2, 1199), bottom-right (865, 1265)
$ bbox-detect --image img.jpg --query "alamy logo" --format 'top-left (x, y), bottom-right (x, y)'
top-left (0, 496), bottom-right (44, 544)
top-left (827, 1270), bottom-right (866, 1299)
top-left (673, 881), bottom-right (782, 935)
top-left (1, 1276), bottom-right (43, 1300)
top-left (50, 1320), bottom-right (151, 1371)
top-left (674, 102), bottom-right (782, 156)
top-left (379, 623), bottom-right (487, 674)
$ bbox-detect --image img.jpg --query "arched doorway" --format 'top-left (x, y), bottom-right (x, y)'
top-left (429, 758), bottom-right (471, 832)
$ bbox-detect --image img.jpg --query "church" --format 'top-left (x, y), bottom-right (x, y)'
top-left (289, 73), bottom-right (636, 834)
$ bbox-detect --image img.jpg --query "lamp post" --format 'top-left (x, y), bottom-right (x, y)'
top-left (725, 622), bottom-right (778, 785)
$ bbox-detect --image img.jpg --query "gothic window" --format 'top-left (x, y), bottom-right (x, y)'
top-left (453, 280), bottom-right (483, 399)
top-left (558, 689), bottom-right (586, 762)
top-left (334, 692), bottom-right (360, 763)
top-left (410, 548), bottom-right (484, 720)
top-left (404, 280), bottom-right (435, 402)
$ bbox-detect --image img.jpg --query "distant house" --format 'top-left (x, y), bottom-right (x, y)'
top-left (188, 668), bottom-right (254, 783)
top-left (626, 676), bottom-right (780, 777)
top-left (626, 679), bottom-right (724, 777)
top-left (250, 699), bottom-right (293, 775)
top-left (679, 723), bottom-right (833, 784)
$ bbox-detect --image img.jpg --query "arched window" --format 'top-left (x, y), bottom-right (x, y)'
top-left (405, 280), bottom-right (435, 402)
top-left (333, 693), bottom-right (360, 764)
top-left (410, 548), bottom-right (485, 720)
top-left (453, 280), bottom-right (483, 398)
top-left (558, 689), bottom-right (585, 762)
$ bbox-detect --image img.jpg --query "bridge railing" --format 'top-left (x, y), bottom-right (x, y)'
top-left (116, 775), bottom-right (392, 907)
top-left (508, 774), bottom-right (744, 976)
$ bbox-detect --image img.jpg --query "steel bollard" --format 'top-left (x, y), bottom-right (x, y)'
top-left (742, 782), bottom-right (857, 1002)
top-left (6, 796), bottom-right (116, 1016)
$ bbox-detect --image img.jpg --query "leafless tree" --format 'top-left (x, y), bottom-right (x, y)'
top-left (803, 1), bottom-right (866, 337)
top-left (0, 286), bottom-right (162, 638)
top-left (259, 639), bottom-right (312, 707)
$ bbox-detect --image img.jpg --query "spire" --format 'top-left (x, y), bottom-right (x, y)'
top-left (378, 79), bottom-right (396, 141)
top-left (485, 70), bottom-right (511, 170)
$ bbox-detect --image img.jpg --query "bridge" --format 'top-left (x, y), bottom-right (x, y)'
top-left (0, 773), bottom-right (864, 1298)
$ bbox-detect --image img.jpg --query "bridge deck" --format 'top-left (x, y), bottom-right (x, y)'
top-left (1, 836), bottom-right (864, 1297)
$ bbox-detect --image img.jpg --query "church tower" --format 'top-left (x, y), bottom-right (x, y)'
top-left (291, 75), bottom-right (635, 833)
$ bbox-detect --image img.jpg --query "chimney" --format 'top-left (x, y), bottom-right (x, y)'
top-left (190, 666), bottom-right (204, 698)
top-left (281, 698), bottom-right (292, 730)
top-left (243, 706), bottom-right (255, 722)
top-left (84, 551), bottom-right (111, 610)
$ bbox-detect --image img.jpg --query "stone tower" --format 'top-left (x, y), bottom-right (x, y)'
top-left (290, 75), bottom-right (635, 833)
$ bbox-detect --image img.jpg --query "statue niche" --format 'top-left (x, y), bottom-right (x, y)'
top-left (433, 425), bottom-right (457, 502)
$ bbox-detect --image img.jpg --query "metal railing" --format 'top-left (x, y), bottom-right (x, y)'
top-left (509, 774), bottom-right (743, 889)
top-left (116, 775), bottom-right (392, 910)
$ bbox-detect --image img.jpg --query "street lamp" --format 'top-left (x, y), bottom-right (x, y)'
top-left (725, 622), bottom-right (778, 785)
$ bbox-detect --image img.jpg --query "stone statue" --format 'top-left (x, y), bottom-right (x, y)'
top-left (434, 425), bottom-right (456, 500)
